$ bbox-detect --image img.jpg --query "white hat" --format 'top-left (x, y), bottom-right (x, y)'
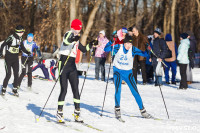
top-left (99, 30), bottom-right (105, 36)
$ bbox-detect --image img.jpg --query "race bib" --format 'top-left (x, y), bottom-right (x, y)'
top-left (8, 47), bottom-right (19, 54)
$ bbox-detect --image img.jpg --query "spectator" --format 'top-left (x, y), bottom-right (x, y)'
top-left (151, 28), bottom-right (168, 86)
top-left (94, 30), bottom-right (109, 81)
top-left (164, 33), bottom-right (178, 84)
top-left (132, 25), bottom-right (149, 84)
top-left (186, 31), bottom-right (197, 84)
top-left (177, 33), bottom-right (190, 89)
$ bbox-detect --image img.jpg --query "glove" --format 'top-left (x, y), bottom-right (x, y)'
top-left (89, 40), bottom-right (98, 47)
top-left (147, 45), bottom-right (152, 51)
top-left (27, 52), bottom-right (31, 56)
top-left (72, 35), bottom-right (80, 42)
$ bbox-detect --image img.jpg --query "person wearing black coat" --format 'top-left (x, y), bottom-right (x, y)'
top-left (150, 28), bottom-right (168, 86)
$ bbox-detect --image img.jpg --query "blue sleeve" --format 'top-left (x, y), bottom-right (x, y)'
top-left (132, 46), bottom-right (148, 57)
top-left (104, 41), bottom-right (120, 55)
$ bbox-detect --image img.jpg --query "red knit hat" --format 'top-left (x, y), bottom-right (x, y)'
top-left (71, 19), bottom-right (82, 30)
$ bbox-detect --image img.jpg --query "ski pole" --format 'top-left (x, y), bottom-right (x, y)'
top-left (157, 77), bottom-right (170, 119)
top-left (147, 46), bottom-right (167, 67)
top-left (79, 51), bottom-right (94, 97)
top-left (36, 44), bottom-right (75, 122)
top-left (100, 40), bottom-right (115, 117)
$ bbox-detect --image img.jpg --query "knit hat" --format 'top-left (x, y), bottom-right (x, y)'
top-left (154, 28), bottom-right (161, 35)
top-left (165, 33), bottom-right (172, 41)
top-left (27, 33), bottom-right (34, 39)
top-left (71, 19), bottom-right (82, 30)
top-left (124, 35), bottom-right (133, 44)
top-left (122, 27), bottom-right (128, 33)
top-left (180, 33), bottom-right (188, 39)
top-left (99, 30), bottom-right (105, 36)
top-left (15, 25), bottom-right (25, 33)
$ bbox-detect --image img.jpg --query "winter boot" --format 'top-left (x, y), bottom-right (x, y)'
top-left (12, 88), bottom-right (19, 97)
top-left (140, 108), bottom-right (152, 119)
top-left (56, 109), bottom-right (65, 123)
top-left (1, 87), bottom-right (6, 96)
top-left (114, 107), bottom-right (125, 122)
top-left (74, 109), bottom-right (83, 123)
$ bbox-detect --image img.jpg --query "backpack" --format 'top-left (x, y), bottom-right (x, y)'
top-left (159, 39), bottom-right (172, 58)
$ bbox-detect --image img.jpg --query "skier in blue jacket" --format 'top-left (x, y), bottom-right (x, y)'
top-left (104, 35), bottom-right (152, 121)
top-left (18, 33), bottom-right (41, 90)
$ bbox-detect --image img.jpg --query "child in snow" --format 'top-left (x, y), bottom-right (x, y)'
top-left (0, 25), bottom-right (31, 96)
top-left (56, 19), bottom-right (97, 123)
top-left (32, 59), bottom-right (57, 81)
top-left (18, 33), bottom-right (41, 90)
top-left (104, 35), bottom-right (152, 121)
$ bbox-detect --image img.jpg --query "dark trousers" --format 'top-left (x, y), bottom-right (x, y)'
top-left (18, 56), bottom-right (33, 87)
top-left (95, 57), bottom-right (106, 81)
top-left (58, 55), bottom-right (80, 110)
top-left (146, 64), bottom-right (154, 81)
top-left (179, 64), bottom-right (188, 88)
top-left (3, 58), bottom-right (19, 88)
top-left (132, 57), bottom-right (147, 83)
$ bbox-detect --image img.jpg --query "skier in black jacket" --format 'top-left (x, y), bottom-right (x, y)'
top-left (0, 25), bottom-right (31, 97)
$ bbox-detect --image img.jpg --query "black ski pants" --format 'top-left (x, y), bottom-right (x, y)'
top-left (58, 55), bottom-right (80, 110)
top-left (18, 56), bottom-right (33, 87)
top-left (179, 64), bottom-right (188, 88)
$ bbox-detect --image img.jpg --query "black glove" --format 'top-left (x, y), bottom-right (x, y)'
top-left (27, 52), bottom-right (31, 56)
top-left (72, 35), bottom-right (80, 42)
top-left (89, 40), bottom-right (98, 47)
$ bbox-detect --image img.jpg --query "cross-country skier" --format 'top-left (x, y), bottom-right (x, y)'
top-left (32, 59), bottom-right (57, 81)
top-left (18, 33), bottom-right (41, 90)
top-left (0, 25), bottom-right (31, 96)
top-left (104, 35), bottom-right (152, 121)
top-left (56, 19), bottom-right (97, 123)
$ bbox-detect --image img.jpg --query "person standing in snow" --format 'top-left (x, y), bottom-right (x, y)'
top-left (18, 33), bottom-right (41, 90)
top-left (150, 28), bottom-right (168, 86)
top-left (94, 30), bottom-right (109, 81)
top-left (56, 19), bottom-right (98, 123)
top-left (132, 25), bottom-right (149, 85)
top-left (0, 25), bottom-right (31, 96)
top-left (164, 33), bottom-right (178, 84)
top-left (177, 33), bottom-right (190, 89)
top-left (104, 35), bottom-right (152, 121)
top-left (186, 31), bottom-right (196, 84)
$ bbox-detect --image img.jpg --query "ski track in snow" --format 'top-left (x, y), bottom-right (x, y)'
top-left (0, 59), bottom-right (200, 133)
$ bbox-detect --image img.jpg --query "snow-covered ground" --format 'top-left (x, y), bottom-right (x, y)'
top-left (0, 59), bottom-right (200, 133)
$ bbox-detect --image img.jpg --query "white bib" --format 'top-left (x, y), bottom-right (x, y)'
top-left (113, 44), bottom-right (133, 70)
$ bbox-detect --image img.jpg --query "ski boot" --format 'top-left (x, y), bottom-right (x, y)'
top-left (12, 88), bottom-right (19, 97)
top-left (1, 87), bottom-right (6, 96)
top-left (115, 107), bottom-right (125, 122)
top-left (56, 109), bottom-right (65, 123)
top-left (74, 109), bottom-right (84, 123)
top-left (140, 108), bottom-right (152, 119)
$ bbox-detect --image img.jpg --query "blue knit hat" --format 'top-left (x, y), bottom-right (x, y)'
top-left (122, 27), bottom-right (128, 33)
top-left (27, 33), bottom-right (34, 40)
top-left (165, 33), bottom-right (172, 41)
top-left (180, 33), bottom-right (188, 39)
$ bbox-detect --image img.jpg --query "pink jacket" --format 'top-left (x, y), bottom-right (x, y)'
top-left (95, 37), bottom-right (109, 58)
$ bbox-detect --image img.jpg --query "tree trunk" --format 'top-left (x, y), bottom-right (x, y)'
top-left (56, 0), bottom-right (62, 48)
top-left (70, 0), bottom-right (76, 25)
top-left (113, 0), bottom-right (120, 31)
top-left (79, 0), bottom-right (101, 62)
top-left (30, 0), bottom-right (36, 33)
top-left (171, 0), bottom-right (177, 41)
top-left (163, 0), bottom-right (169, 35)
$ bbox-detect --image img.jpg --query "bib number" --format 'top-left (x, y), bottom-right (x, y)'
top-left (9, 47), bottom-right (19, 54)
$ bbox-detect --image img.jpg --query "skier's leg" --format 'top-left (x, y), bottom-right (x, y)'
top-left (27, 57), bottom-right (33, 87)
top-left (164, 62), bottom-right (170, 83)
top-left (113, 70), bottom-right (122, 108)
top-left (123, 71), bottom-right (144, 110)
top-left (3, 60), bottom-right (12, 88)
top-left (18, 56), bottom-right (28, 87)
top-left (171, 61), bottom-right (177, 83)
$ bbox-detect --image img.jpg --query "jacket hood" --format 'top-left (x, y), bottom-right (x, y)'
top-left (165, 34), bottom-right (172, 41)
top-left (180, 38), bottom-right (190, 46)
